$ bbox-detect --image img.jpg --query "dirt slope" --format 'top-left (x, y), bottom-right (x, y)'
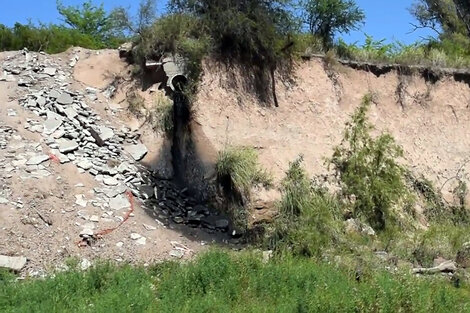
top-left (2, 47), bottom-right (470, 275)
top-left (0, 49), bottom-right (217, 276)
top-left (193, 59), bottom-right (470, 203)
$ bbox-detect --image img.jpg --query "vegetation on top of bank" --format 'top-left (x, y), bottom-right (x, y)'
top-left (0, 1), bottom-right (127, 53)
top-left (2, 0), bottom-right (470, 96)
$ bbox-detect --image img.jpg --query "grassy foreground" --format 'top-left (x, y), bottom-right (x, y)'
top-left (1, 250), bottom-right (469, 313)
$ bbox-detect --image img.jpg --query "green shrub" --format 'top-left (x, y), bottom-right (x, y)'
top-left (336, 36), bottom-right (394, 62)
top-left (392, 43), bottom-right (428, 65)
top-left (270, 157), bottom-right (343, 257)
top-left (408, 173), bottom-right (470, 225)
top-left (291, 33), bottom-right (325, 56)
top-left (0, 0), bottom-right (127, 54)
top-left (169, 0), bottom-right (295, 65)
top-left (148, 94), bottom-right (174, 135)
top-left (408, 173), bottom-right (446, 221)
top-left (303, 0), bottom-right (365, 49)
top-left (127, 90), bottom-right (146, 118)
top-left (334, 34), bottom-right (470, 68)
top-left (216, 146), bottom-right (272, 197)
top-left (0, 262), bottom-right (157, 313)
top-left (389, 223), bottom-right (470, 267)
top-left (167, 0), bottom-right (298, 103)
top-left (135, 13), bottom-right (210, 86)
top-left (57, 0), bottom-right (126, 45)
top-left (0, 22), bottom-right (111, 53)
top-left (278, 156), bottom-right (313, 218)
top-left (330, 94), bottom-right (410, 231)
top-left (216, 146), bottom-right (272, 232)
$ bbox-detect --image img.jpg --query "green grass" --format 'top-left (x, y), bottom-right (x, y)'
top-left (216, 146), bottom-right (272, 231)
top-left (0, 263), bottom-right (156, 313)
top-left (269, 156), bottom-right (343, 257)
top-left (126, 91), bottom-right (145, 118)
top-left (148, 94), bottom-right (174, 135)
top-left (216, 146), bottom-right (272, 196)
top-left (388, 223), bottom-right (470, 268)
top-left (333, 36), bottom-right (470, 69)
top-left (1, 250), bottom-right (470, 313)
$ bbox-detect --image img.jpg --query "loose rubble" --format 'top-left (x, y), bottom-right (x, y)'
top-left (0, 49), bottom-right (230, 275)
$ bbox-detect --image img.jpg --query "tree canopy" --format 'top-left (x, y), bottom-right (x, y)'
top-left (56, 0), bottom-right (125, 43)
top-left (410, 0), bottom-right (470, 38)
top-left (302, 0), bottom-right (365, 48)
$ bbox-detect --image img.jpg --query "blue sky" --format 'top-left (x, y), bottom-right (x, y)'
top-left (0, 0), bottom-right (436, 44)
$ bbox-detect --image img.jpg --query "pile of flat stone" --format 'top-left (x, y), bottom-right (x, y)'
top-left (141, 179), bottom-right (226, 231)
top-left (5, 49), bottom-right (228, 235)
top-left (0, 125), bottom-right (15, 150)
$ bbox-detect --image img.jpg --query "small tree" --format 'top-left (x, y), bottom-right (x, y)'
top-left (302, 0), bottom-right (364, 49)
top-left (111, 0), bottom-right (157, 36)
top-left (56, 0), bottom-right (125, 44)
top-left (330, 95), bottom-right (408, 231)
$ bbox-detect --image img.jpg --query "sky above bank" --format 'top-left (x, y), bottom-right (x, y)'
top-left (0, 0), bottom-right (436, 45)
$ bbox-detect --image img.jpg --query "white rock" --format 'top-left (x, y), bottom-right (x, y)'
top-left (48, 90), bottom-right (61, 99)
top-left (64, 107), bottom-right (78, 120)
top-left (116, 242), bottom-right (124, 248)
top-left (58, 139), bottom-right (79, 154)
top-left (143, 223), bottom-right (157, 231)
top-left (0, 197), bottom-right (9, 204)
top-left (124, 144), bottom-right (148, 161)
top-left (80, 258), bottom-right (91, 270)
top-left (117, 162), bottom-right (131, 174)
top-left (0, 255), bottom-right (27, 271)
top-left (169, 250), bottom-right (184, 259)
top-left (76, 159), bottom-right (93, 170)
top-left (413, 260), bottom-right (457, 274)
top-left (35, 96), bottom-right (46, 106)
top-left (69, 56), bottom-right (79, 67)
top-left (80, 228), bottom-right (94, 237)
top-left (75, 194), bottom-right (87, 207)
top-left (43, 67), bottom-right (57, 76)
top-left (30, 169), bottom-right (51, 178)
top-left (90, 215), bottom-right (100, 222)
top-left (108, 103), bottom-right (122, 111)
top-left (136, 237), bottom-right (147, 245)
top-left (262, 250), bottom-right (273, 263)
top-left (57, 153), bottom-right (70, 164)
top-left (12, 159), bottom-right (27, 167)
top-left (109, 194), bottom-right (129, 210)
top-left (103, 176), bottom-right (119, 186)
top-left (26, 154), bottom-right (50, 166)
top-left (99, 126), bottom-right (114, 141)
top-left (30, 125), bottom-right (43, 133)
top-left (130, 233), bottom-right (142, 240)
top-left (52, 129), bottom-right (66, 139)
top-left (57, 93), bottom-right (74, 105)
top-left (43, 117), bottom-right (62, 135)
